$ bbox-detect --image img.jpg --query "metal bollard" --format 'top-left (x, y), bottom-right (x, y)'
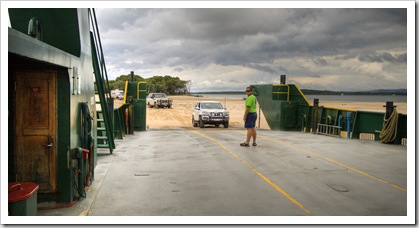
top-left (312, 98), bottom-right (319, 134)
top-left (383, 101), bottom-right (396, 119)
top-left (280, 75), bottom-right (286, 84)
top-left (130, 71), bottom-right (135, 82)
top-left (346, 112), bottom-right (352, 138)
top-left (338, 115), bottom-right (343, 136)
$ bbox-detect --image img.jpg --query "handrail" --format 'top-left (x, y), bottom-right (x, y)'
top-left (89, 9), bottom-right (111, 99)
top-left (88, 8), bottom-right (115, 153)
top-left (137, 82), bottom-right (147, 99)
top-left (272, 84), bottom-right (290, 101)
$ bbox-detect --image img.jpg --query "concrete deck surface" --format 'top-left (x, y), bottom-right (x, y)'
top-left (37, 127), bottom-right (409, 224)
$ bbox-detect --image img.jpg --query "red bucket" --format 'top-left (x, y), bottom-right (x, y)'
top-left (81, 148), bottom-right (89, 160)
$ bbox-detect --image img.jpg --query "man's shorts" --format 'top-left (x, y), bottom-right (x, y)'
top-left (244, 112), bottom-right (257, 128)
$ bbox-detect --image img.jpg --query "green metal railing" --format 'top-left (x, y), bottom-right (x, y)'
top-left (89, 8), bottom-right (115, 153)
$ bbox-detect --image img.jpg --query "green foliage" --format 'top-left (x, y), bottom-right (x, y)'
top-left (147, 75), bottom-right (189, 95)
top-left (108, 74), bottom-right (144, 90)
top-left (109, 74), bottom-right (189, 95)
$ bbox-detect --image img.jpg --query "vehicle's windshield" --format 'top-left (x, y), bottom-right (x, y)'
top-left (201, 103), bottom-right (223, 109)
top-left (153, 94), bottom-right (166, 98)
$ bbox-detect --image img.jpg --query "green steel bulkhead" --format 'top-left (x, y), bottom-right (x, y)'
top-left (126, 81), bottom-right (147, 131)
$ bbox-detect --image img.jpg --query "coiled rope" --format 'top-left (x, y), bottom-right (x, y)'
top-left (379, 108), bottom-right (398, 143)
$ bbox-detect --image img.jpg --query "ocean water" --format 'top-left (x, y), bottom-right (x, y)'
top-left (195, 93), bottom-right (407, 103)
top-left (304, 94), bottom-right (407, 103)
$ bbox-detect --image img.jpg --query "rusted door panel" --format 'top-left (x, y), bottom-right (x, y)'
top-left (15, 71), bottom-right (56, 192)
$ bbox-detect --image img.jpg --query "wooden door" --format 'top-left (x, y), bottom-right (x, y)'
top-left (15, 71), bottom-right (57, 192)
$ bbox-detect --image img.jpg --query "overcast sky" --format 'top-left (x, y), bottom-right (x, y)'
top-left (95, 4), bottom-right (409, 92)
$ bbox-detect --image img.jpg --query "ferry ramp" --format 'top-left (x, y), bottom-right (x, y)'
top-left (38, 127), bottom-right (407, 220)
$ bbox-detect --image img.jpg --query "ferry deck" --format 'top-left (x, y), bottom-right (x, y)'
top-left (37, 127), bottom-right (408, 222)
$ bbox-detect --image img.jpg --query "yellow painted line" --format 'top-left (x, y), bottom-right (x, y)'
top-left (257, 134), bottom-right (407, 193)
top-left (191, 130), bottom-right (311, 214)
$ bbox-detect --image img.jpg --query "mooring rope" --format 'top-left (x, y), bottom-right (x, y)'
top-left (379, 108), bottom-right (398, 143)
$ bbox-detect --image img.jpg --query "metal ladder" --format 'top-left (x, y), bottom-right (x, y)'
top-left (89, 8), bottom-right (115, 153)
top-left (317, 124), bottom-right (342, 137)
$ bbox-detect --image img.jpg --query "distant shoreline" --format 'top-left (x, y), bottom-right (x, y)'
top-left (190, 89), bottom-right (407, 96)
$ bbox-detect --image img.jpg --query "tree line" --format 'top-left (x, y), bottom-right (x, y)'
top-left (108, 74), bottom-right (191, 95)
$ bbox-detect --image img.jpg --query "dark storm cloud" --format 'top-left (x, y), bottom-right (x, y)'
top-left (312, 58), bottom-right (328, 66)
top-left (358, 52), bottom-right (407, 63)
top-left (96, 7), bottom-right (408, 91)
top-left (96, 9), bottom-right (152, 33)
top-left (174, 67), bottom-right (183, 72)
top-left (244, 63), bottom-right (278, 74)
top-left (397, 53), bottom-right (407, 62)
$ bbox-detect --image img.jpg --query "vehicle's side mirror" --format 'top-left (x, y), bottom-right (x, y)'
top-left (195, 107), bottom-right (200, 110)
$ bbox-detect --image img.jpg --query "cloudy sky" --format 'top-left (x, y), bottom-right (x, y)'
top-left (95, 3), bottom-right (410, 92)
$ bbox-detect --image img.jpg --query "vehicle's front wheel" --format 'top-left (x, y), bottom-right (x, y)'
top-left (224, 122), bottom-right (229, 128)
top-left (148, 103), bottom-right (153, 108)
top-left (199, 116), bottom-right (205, 128)
top-left (192, 116), bottom-right (198, 127)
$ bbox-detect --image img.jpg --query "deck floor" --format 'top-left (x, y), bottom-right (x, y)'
top-left (37, 127), bottom-right (409, 223)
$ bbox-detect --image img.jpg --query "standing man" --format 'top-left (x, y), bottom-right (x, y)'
top-left (240, 87), bottom-right (257, 147)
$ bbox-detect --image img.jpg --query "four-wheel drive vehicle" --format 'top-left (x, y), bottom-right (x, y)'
top-left (117, 92), bottom-right (124, 100)
top-left (192, 101), bottom-right (229, 128)
top-left (146, 93), bottom-right (173, 108)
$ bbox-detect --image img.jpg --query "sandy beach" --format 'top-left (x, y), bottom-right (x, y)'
top-left (140, 95), bottom-right (407, 130)
top-left (145, 95), bottom-right (269, 129)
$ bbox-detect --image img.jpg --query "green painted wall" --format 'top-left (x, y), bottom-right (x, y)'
top-left (252, 84), bottom-right (304, 131)
top-left (253, 83), bottom-right (407, 144)
top-left (8, 8), bottom-right (81, 57)
top-left (8, 9), bottom-right (97, 204)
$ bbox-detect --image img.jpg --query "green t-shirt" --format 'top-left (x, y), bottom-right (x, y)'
top-left (245, 94), bottom-right (257, 113)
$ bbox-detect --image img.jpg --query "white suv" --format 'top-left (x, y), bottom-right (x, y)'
top-left (146, 93), bottom-right (173, 108)
top-left (192, 101), bottom-right (229, 128)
